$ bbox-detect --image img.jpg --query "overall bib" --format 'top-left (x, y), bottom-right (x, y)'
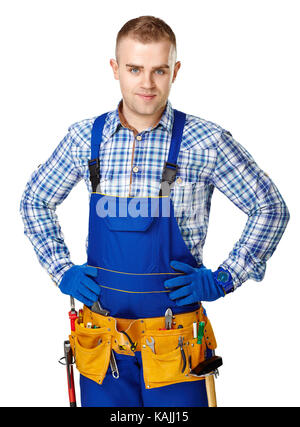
top-left (78, 109), bottom-right (210, 407)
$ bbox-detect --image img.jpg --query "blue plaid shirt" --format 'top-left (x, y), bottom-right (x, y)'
top-left (20, 99), bottom-right (290, 289)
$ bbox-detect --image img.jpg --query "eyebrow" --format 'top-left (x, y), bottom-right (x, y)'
top-left (125, 64), bottom-right (170, 69)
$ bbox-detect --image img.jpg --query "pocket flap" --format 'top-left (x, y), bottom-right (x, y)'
top-left (100, 195), bottom-right (158, 231)
top-left (103, 215), bottom-right (155, 232)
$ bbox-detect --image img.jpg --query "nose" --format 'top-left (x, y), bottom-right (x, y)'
top-left (140, 71), bottom-right (155, 90)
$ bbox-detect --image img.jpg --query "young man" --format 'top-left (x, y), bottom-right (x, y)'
top-left (20, 16), bottom-right (289, 407)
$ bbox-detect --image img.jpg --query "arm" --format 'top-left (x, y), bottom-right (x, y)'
top-left (20, 129), bottom-right (82, 286)
top-left (211, 129), bottom-right (290, 289)
top-left (164, 129), bottom-right (290, 304)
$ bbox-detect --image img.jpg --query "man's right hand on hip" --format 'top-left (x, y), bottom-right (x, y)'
top-left (59, 264), bottom-right (100, 306)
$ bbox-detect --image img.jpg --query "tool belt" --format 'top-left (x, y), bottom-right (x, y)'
top-left (69, 305), bottom-right (218, 389)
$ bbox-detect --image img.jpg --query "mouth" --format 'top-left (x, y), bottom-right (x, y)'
top-left (137, 94), bottom-right (156, 101)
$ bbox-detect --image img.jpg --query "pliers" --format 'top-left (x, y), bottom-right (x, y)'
top-left (177, 336), bottom-right (186, 373)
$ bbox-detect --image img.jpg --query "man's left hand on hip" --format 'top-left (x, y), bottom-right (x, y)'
top-left (164, 260), bottom-right (225, 305)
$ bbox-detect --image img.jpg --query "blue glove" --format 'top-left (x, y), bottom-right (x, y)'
top-left (59, 264), bottom-right (100, 306)
top-left (164, 260), bottom-right (225, 305)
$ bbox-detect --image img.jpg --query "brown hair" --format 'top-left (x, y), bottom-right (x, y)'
top-left (115, 16), bottom-right (177, 62)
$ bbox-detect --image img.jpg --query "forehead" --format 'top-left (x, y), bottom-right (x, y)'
top-left (117, 36), bottom-right (175, 65)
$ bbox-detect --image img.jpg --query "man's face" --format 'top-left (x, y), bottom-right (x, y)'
top-left (110, 36), bottom-right (181, 118)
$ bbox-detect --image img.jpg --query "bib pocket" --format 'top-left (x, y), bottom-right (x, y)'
top-left (101, 203), bottom-right (159, 273)
top-left (103, 214), bottom-right (155, 232)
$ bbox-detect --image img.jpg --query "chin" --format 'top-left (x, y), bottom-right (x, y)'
top-left (137, 101), bottom-right (164, 114)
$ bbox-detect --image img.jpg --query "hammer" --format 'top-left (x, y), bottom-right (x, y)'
top-left (189, 353), bottom-right (223, 407)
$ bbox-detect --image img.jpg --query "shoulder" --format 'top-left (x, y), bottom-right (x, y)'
top-left (67, 109), bottom-right (114, 147)
top-left (182, 111), bottom-right (229, 150)
top-left (67, 116), bottom-right (97, 148)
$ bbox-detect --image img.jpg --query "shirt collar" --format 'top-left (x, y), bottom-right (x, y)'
top-left (102, 98), bottom-right (174, 141)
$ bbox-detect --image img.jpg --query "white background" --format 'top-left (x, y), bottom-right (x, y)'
top-left (0, 0), bottom-right (299, 407)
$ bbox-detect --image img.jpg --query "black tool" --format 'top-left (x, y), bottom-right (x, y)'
top-left (190, 355), bottom-right (223, 377)
top-left (91, 300), bottom-right (109, 316)
top-left (176, 336), bottom-right (186, 373)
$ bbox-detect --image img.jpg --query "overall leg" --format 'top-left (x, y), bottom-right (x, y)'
top-left (80, 352), bottom-right (143, 407)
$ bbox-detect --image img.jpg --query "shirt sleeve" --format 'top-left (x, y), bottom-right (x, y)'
top-left (20, 129), bottom-right (83, 286)
top-left (210, 129), bottom-right (290, 289)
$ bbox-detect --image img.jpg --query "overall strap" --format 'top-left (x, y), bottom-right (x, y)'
top-left (89, 110), bottom-right (186, 195)
top-left (159, 109), bottom-right (186, 196)
top-left (88, 113), bottom-right (108, 192)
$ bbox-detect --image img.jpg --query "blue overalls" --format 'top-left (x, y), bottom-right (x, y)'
top-left (80, 109), bottom-right (208, 407)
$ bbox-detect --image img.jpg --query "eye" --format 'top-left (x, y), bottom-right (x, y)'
top-left (129, 68), bottom-right (139, 74)
top-left (155, 69), bottom-right (165, 75)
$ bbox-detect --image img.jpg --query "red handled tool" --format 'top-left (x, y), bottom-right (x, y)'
top-left (69, 296), bottom-right (78, 332)
top-left (59, 296), bottom-right (77, 407)
top-left (64, 340), bottom-right (77, 407)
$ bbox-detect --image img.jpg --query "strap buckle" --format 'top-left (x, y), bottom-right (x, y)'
top-left (88, 158), bottom-right (100, 192)
top-left (161, 161), bottom-right (178, 185)
top-left (159, 161), bottom-right (178, 197)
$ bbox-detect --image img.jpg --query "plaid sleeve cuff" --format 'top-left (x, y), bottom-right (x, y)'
top-left (218, 261), bottom-right (250, 290)
top-left (49, 261), bottom-right (74, 287)
top-left (219, 250), bottom-right (268, 290)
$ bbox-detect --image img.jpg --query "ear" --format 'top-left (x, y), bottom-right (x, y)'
top-left (172, 61), bottom-right (181, 83)
top-left (110, 59), bottom-right (119, 80)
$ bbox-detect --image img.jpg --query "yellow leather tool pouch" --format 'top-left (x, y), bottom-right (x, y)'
top-left (203, 318), bottom-right (217, 350)
top-left (141, 315), bottom-right (217, 389)
top-left (69, 319), bottom-right (113, 385)
top-left (73, 306), bottom-right (218, 389)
